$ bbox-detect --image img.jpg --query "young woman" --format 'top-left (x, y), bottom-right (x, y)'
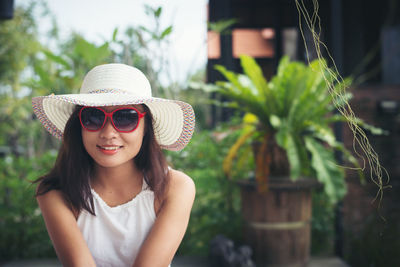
top-left (32, 63), bottom-right (195, 267)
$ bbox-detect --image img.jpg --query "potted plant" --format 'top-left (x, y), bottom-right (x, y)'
top-left (208, 55), bottom-right (380, 266)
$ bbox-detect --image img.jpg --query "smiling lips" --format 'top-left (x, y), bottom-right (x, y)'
top-left (97, 145), bottom-right (123, 155)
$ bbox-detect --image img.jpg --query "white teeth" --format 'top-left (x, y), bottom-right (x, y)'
top-left (100, 146), bottom-right (120, 150)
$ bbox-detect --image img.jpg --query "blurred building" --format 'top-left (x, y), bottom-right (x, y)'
top-left (207, 0), bottom-right (400, 266)
top-left (0, 0), bottom-right (14, 20)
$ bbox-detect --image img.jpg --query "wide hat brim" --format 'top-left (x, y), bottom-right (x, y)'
top-left (32, 93), bottom-right (195, 151)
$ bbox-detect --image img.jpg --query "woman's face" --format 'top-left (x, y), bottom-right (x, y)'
top-left (81, 105), bottom-right (146, 169)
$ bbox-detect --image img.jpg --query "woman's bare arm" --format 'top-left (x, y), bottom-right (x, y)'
top-left (37, 190), bottom-right (96, 267)
top-left (132, 169), bottom-right (196, 267)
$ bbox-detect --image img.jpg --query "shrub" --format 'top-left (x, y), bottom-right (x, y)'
top-left (0, 151), bottom-right (57, 260)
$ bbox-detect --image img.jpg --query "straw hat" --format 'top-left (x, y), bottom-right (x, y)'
top-left (32, 63), bottom-right (195, 151)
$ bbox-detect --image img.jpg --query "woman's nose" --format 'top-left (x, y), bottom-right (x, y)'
top-left (100, 117), bottom-right (118, 138)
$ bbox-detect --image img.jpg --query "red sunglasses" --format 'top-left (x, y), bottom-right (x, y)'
top-left (79, 107), bottom-right (146, 133)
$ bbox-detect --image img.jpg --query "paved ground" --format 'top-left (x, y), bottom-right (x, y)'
top-left (308, 257), bottom-right (350, 267)
top-left (1, 256), bottom-right (350, 267)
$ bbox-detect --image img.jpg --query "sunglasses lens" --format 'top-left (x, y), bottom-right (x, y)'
top-left (80, 108), bottom-right (105, 131)
top-left (113, 109), bottom-right (139, 132)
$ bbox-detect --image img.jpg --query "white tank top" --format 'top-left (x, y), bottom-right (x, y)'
top-left (77, 179), bottom-right (158, 267)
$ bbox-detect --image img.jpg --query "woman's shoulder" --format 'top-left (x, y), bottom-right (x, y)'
top-left (36, 188), bottom-right (63, 202)
top-left (153, 168), bottom-right (195, 217)
top-left (167, 169), bottom-right (195, 197)
top-left (36, 189), bottom-right (79, 219)
top-left (154, 169), bottom-right (195, 215)
top-left (156, 169), bottom-right (195, 209)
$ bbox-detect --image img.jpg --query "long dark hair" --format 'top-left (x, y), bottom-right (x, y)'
top-left (35, 104), bottom-right (169, 215)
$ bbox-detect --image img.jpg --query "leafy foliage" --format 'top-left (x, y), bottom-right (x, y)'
top-left (0, 4), bottom-right (42, 156)
top-left (0, 152), bottom-right (57, 260)
top-left (310, 190), bottom-right (336, 255)
top-left (212, 55), bottom-right (371, 204)
top-left (0, 5), bottom-right (40, 85)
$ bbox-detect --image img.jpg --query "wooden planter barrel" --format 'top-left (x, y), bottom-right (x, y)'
top-left (238, 178), bottom-right (320, 267)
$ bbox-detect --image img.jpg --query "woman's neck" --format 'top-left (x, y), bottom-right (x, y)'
top-left (92, 160), bottom-right (142, 191)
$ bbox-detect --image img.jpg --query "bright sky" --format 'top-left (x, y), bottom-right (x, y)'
top-left (16, 0), bottom-right (209, 84)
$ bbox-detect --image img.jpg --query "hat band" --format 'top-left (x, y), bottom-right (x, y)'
top-left (87, 88), bottom-right (130, 94)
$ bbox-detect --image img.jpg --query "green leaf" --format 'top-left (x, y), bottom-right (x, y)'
top-left (305, 137), bottom-right (346, 204)
top-left (33, 63), bottom-right (51, 88)
top-left (275, 124), bottom-right (301, 179)
top-left (240, 55), bottom-right (268, 98)
top-left (305, 120), bottom-right (336, 147)
top-left (331, 141), bottom-right (366, 184)
top-left (112, 28), bottom-right (118, 42)
top-left (42, 49), bottom-right (70, 69)
top-left (286, 133), bottom-right (301, 179)
top-left (160, 26), bottom-right (173, 39)
top-left (139, 25), bottom-right (152, 35)
top-left (155, 7), bottom-right (162, 17)
top-left (307, 121), bottom-right (365, 182)
top-left (215, 64), bottom-right (271, 125)
top-left (354, 117), bottom-right (389, 135)
top-left (286, 61), bottom-right (329, 125)
top-left (271, 56), bottom-right (306, 117)
top-left (325, 114), bottom-right (347, 123)
top-left (269, 115), bottom-right (281, 128)
top-left (215, 65), bottom-right (242, 90)
top-left (207, 18), bottom-right (238, 34)
top-left (73, 37), bottom-right (111, 66)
